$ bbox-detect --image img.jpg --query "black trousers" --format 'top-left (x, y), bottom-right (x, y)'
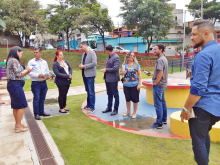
top-left (105, 82), bottom-right (119, 111)
top-left (57, 85), bottom-right (70, 109)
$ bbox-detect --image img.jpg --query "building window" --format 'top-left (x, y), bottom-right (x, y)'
top-left (177, 31), bottom-right (181, 34)
top-left (175, 16), bottom-right (177, 23)
top-left (77, 34), bottom-right (81, 37)
top-left (217, 35), bottom-right (220, 39)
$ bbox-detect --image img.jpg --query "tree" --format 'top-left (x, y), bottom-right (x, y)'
top-left (120, 0), bottom-right (175, 56)
top-left (75, 0), bottom-right (114, 52)
top-left (0, 0), bottom-right (45, 47)
top-left (46, 0), bottom-right (87, 52)
top-left (187, 0), bottom-right (220, 24)
top-left (175, 44), bottom-right (191, 55)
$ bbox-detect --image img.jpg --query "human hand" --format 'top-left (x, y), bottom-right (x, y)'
top-left (46, 77), bottom-right (50, 80)
top-left (120, 70), bottom-right (126, 76)
top-left (79, 64), bottom-right (84, 69)
top-left (38, 74), bottom-right (44, 78)
top-left (180, 110), bottom-right (191, 122)
top-left (69, 74), bottom-right (72, 79)
top-left (100, 68), bottom-right (106, 73)
top-left (137, 84), bottom-right (141, 90)
top-left (187, 70), bottom-right (192, 78)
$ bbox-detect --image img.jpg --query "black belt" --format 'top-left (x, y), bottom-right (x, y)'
top-left (32, 80), bottom-right (46, 82)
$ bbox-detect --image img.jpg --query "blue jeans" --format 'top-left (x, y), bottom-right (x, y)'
top-left (153, 85), bottom-right (167, 126)
top-left (105, 82), bottom-right (119, 111)
top-left (83, 77), bottom-right (95, 109)
top-left (31, 81), bottom-right (48, 115)
top-left (188, 107), bottom-right (220, 165)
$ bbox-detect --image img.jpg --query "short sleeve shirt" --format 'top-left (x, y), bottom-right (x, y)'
top-left (123, 63), bottom-right (140, 87)
top-left (152, 55), bottom-right (168, 87)
top-left (6, 58), bottom-right (24, 80)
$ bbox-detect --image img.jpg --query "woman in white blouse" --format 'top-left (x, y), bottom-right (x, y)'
top-left (53, 51), bottom-right (72, 113)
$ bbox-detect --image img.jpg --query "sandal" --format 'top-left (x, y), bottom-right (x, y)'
top-left (123, 112), bottom-right (131, 117)
top-left (132, 113), bottom-right (137, 119)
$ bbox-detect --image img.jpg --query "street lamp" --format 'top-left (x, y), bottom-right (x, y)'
top-left (36, 24), bottom-right (38, 47)
top-left (3, 39), bottom-right (8, 54)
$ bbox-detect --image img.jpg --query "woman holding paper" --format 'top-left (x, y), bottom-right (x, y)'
top-left (6, 46), bottom-right (32, 133)
top-left (120, 52), bottom-right (142, 119)
top-left (53, 51), bottom-right (72, 113)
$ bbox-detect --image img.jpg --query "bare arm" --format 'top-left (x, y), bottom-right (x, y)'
top-left (153, 70), bottom-right (163, 85)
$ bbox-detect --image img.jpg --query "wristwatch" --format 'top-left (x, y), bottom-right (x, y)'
top-left (182, 107), bottom-right (190, 113)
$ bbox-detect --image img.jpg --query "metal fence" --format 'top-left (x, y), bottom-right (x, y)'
top-left (139, 56), bottom-right (195, 76)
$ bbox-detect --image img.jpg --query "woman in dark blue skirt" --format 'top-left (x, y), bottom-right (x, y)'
top-left (6, 46), bottom-right (32, 133)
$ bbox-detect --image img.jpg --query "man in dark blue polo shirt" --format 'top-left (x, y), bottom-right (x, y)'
top-left (181, 19), bottom-right (220, 165)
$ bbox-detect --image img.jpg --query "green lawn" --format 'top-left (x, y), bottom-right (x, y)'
top-left (43, 94), bottom-right (220, 165)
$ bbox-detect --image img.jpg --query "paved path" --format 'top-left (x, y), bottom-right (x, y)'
top-left (0, 71), bottom-right (187, 165)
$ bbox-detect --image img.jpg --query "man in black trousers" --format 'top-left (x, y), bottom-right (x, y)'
top-left (101, 45), bottom-right (120, 116)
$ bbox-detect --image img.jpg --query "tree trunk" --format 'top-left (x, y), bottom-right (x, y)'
top-left (101, 33), bottom-right (106, 53)
top-left (147, 36), bottom-right (153, 57)
top-left (66, 28), bottom-right (70, 52)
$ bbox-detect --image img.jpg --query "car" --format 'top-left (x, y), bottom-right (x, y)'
top-left (40, 44), bottom-right (54, 50)
top-left (75, 45), bottom-right (95, 51)
top-left (145, 47), bottom-right (154, 53)
top-left (57, 45), bottom-right (74, 50)
top-left (113, 46), bottom-right (130, 53)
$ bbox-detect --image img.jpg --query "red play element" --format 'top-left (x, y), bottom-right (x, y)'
top-left (81, 92), bottom-right (190, 140)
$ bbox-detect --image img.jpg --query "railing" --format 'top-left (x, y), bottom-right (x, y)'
top-left (139, 56), bottom-right (195, 75)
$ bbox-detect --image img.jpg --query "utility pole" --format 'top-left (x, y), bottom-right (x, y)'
top-left (36, 24), bottom-right (38, 48)
top-left (201, 0), bottom-right (203, 19)
top-left (118, 22), bottom-right (120, 47)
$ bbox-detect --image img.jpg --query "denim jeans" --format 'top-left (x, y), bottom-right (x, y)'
top-left (153, 85), bottom-right (167, 126)
top-left (83, 77), bottom-right (95, 109)
top-left (105, 82), bottom-right (119, 111)
top-left (31, 81), bottom-right (48, 115)
top-left (188, 107), bottom-right (220, 165)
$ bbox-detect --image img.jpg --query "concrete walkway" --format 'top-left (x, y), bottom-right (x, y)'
top-left (0, 71), bottom-right (187, 165)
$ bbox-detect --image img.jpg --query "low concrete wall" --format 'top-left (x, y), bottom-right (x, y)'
top-left (0, 35), bottom-right (21, 46)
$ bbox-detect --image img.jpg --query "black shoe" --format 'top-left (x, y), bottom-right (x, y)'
top-left (81, 105), bottom-right (89, 110)
top-left (64, 109), bottom-right (69, 111)
top-left (102, 108), bottom-right (112, 113)
top-left (39, 113), bottom-right (50, 116)
top-left (35, 115), bottom-right (41, 120)
top-left (111, 110), bottom-right (118, 116)
top-left (163, 121), bottom-right (167, 124)
top-left (59, 110), bottom-right (67, 113)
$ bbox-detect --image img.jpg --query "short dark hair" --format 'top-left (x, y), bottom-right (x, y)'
top-left (193, 19), bottom-right (214, 32)
top-left (6, 46), bottom-right (23, 63)
top-left (80, 41), bottom-right (88, 46)
top-left (155, 44), bottom-right (165, 53)
top-left (106, 45), bottom-right (113, 51)
top-left (34, 47), bottom-right (42, 53)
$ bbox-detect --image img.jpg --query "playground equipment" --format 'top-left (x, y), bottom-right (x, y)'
top-left (0, 62), bottom-right (7, 80)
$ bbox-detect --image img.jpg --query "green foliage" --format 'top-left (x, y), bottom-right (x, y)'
top-left (187, 0), bottom-right (220, 24)
top-left (0, 0), bottom-right (45, 38)
top-left (46, 0), bottom-right (87, 52)
top-left (76, 1), bottom-right (114, 52)
top-left (120, 0), bottom-right (175, 56)
top-left (175, 44), bottom-right (191, 54)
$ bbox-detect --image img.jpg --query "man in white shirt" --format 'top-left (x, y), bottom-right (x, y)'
top-left (28, 48), bottom-right (50, 120)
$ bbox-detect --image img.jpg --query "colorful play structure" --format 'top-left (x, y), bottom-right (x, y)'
top-left (0, 62), bottom-right (7, 80)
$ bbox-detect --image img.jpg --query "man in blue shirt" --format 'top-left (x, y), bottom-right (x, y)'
top-left (181, 19), bottom-right (220, 165)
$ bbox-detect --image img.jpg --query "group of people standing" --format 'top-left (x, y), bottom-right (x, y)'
top-left (5, 19), bottom-right (220, 165)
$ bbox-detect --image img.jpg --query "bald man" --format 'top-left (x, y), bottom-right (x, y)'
top-left (180, 20), bottom-right (220, 165)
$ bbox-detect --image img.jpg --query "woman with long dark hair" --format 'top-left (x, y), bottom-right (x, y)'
top-left (6, 46), bottom-right (32, 133)
top-left (53, 51), bottom-right (72, 113)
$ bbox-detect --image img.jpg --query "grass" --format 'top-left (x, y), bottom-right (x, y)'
top-left (43, 94), bottom-right (220, 165)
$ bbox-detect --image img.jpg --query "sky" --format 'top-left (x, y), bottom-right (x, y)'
top-left (38, 0), bottom-right (194, 26)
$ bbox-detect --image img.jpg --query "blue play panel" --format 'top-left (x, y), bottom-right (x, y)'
top-left (93, 89), bottom-right (181, 121)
